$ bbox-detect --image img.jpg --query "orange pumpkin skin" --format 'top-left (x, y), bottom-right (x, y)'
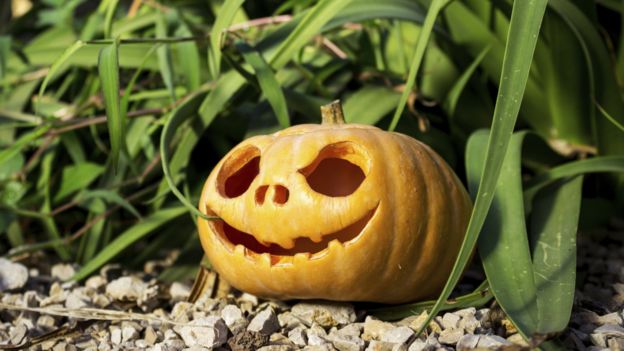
top-left (197, 104), bottom-right (471, 304)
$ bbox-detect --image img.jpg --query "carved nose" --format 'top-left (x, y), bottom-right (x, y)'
top-left (255, 185), bottom-right (289, 205)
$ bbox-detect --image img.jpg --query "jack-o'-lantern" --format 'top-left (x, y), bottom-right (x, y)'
top-left (197, 101), bottom-right (471, 303)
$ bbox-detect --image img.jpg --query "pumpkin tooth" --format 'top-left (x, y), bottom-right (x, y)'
top-left (259, 253), bottom-right (272, 266)
top-left (328, 239), bottom-right (343, 250)
top-left (234, 245), bottom-right (245, 256)
top-left (293, 252), bottom-right (310, 263)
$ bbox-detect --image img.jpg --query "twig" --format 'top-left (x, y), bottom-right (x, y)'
top-left (48, 108), bottom-right (165, 135)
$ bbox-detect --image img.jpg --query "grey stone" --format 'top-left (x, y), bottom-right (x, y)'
top-left (122, 322), bottom-right (140, 342)
top-left (307, 325), bottom-right (330, 346)
top-left (454, 308), bottom-right (476, 319)
top-left (105, 277), bottom-right (147, 301)
top-left (407, 339), bottom-right (435, 351)
top-left (440, 313), bottom-right (460, 330)
top-left (362, 316), bottom-right (394, 341)
top-left (476, 335), bottom-right (512, 348)
top-left (291, 302), bottom-right (356, 328)
top-left (51, 264), bottom-right (76, 281)
top-left (248, 308), bottom-right (280, 335)
top-left (65, 290), bottom-right (89, 309)
top-left (381, 326), bottom-right (414, 345)
top-left (330, 334), bottom-right (365, 351)
top-left (0, 258), bottom-right (28, 291)
top-left (222, 304), bottom-right (247, 333)
top-left (227, 330), bottom-right (270, 351)
top-left (438, 328), bottom-right (463, 345)
top-left (110, 326), bottom-right (122, 345)
top-left (85, 276), bottom-right (107, 290)
top-left (456, 334), bottom-right (479, 350)
top-left (333, 324), bottom-right (363, 338)
top-left (608, 338), bottom-right (624, 351)
top-left (176, 317), bottom-right (228, 348)
top-left (288, 327), bottom-right (307, 346)
top-left (169, 282), bottom-right (190, 303)
top-left (458, 314), bottom-right (480, 334)
top-left (144, 326), bottom-right (159, 345)
top-left (278, 312), bottom-right (304, 330)
top-left (257, 346), bottom-right (297, 351)
top-left (302, 345), bottom-right (337, 351)
top-left (365, 340), bottom-right (406, 351)
top-left (37, 315), bottom-right (56, 330)
top-left (9, 324), bottom-right (27, 345)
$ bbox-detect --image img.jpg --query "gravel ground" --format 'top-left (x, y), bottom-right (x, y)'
top-left (0, 231), bottom-right (623, 351)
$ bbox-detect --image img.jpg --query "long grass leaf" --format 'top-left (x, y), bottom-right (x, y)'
top-left (79, 190), bottom-right (141, 219)
top-left (466, 130), bottom-right (538, 338)
top-left (269, 0), bottom-right (353, 69)
top-left (530, 176), bottom-right (583, 333)
top-left (160, 94), bottom-right (221, 220)
top-left (103, 0), bottom-right (120, 38)
top-left (0, 126), bottom-right (50, 166)
top-left (416, 0), bottom-right (548, 336)
top-left (72, 206), bottom-right (187, 281)
top-left (237, 42), bottom-right (290, 128)
top-left (38, 41), bottom-right (86, 99)
top-left (98, 40), bottom-right (124, 171)
top-left (443, 45), bottom-right (490, 117)
top-left (388, 0), bottom-right (451, 131)
top-left (175, 25), bottom-right (201, 91)
top-left (54, 162), bottom-right (105, 202)
top-left (209, 0), bottom-right (244, 79)
top-left (156, 15), bottom-right (176, 101)
top-left (369, 281), bottom-right (492, 321)
top-left (121, 44), bottom-right (160, 117)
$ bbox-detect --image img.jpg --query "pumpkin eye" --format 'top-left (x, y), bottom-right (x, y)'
top-left (299, 142), bottom-right (368, 197)
top-left (217, 146), bottom-right (261, 198)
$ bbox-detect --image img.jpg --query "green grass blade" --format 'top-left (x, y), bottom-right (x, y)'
top-left (416, 0), bottom-right (548, 336)
top-left (156, 14), bottom-right (176, 101)
top-left (54, 162), bottom-right (105, 202)
top-left (525, 156), bottom-right (624, 199)
top-left (98, 40), bottom-right (124, 171)
top-left (596, 102), bottom-right (624, 133)
top-left (269, 0), bottom-right (353, 69)
top-left (369, 281), bottom-right (493, 321)
top-left (38, 40), bottom-right (86, 99)
top-left (343, 86), bottom-right (400, 125)
top-left (237, 42), bottom-right (290, 128)
top-left (388, 0), bottom-right (451, 132)
top-left (0, 36), bottom-right (10, 81)
top-left (443, 45), bottom-right (490, 117)
top-left (121, 44), bottom-right (160, 118)
top-left (466, 130), bottom-right (538, 338)
top-left (103, 0), bottom-right (120, 38)
top-left (0, 126), bottom-right (50, 166)
top-left (160, 93), bottom-right (221, 220)
top-left (72, 206), bottom-right (187, 281)
top-left (79, 190), bottom-right (141, 219)
top-left (175, 25), bottom-right (201, 91)
top-left (530, 176), bottom-right (583, 333)
top-left (209, 0), bottom-right (244, 79)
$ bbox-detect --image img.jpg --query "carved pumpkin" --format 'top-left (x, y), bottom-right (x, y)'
top-left (197, 101), bottom-right (471, 303)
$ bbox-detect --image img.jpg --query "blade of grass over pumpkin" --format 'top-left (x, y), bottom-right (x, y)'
top-left (160, 95), bottom-right (221, 220)
top-left (530, 176), bottom-right (583, 333)
top-left (72, 206), bottom-right (187, 281)
top-left (443, 45), bottom-right (490, 117)
top-left (237, 42), bottom-right (290, 128)
top-left (208, 0), bottom-right (244, 79)
top-left (38, 40), bottom-right (86, 99)
top-left (416, 0), bottom-right (548, 336)
top-left (156, 15), bottom-right (176, 102)
top-left (466, 130), bottom-right (538, 338)
top-left (388, 0), bottom-right (451, 132)
top-left (269, 0), bottom-right (353, 69)
top-left (369, 281), bottom-right (492, 321)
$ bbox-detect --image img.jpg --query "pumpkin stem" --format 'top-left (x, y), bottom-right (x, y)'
top-left (321, 100), bottom-right (346, 125)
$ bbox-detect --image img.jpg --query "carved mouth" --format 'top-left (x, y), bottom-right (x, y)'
top-left (207, 205), bottom-right (378, 264)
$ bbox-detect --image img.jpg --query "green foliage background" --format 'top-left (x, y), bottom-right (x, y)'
top-left (1, 0), bottom-right (624, 347)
